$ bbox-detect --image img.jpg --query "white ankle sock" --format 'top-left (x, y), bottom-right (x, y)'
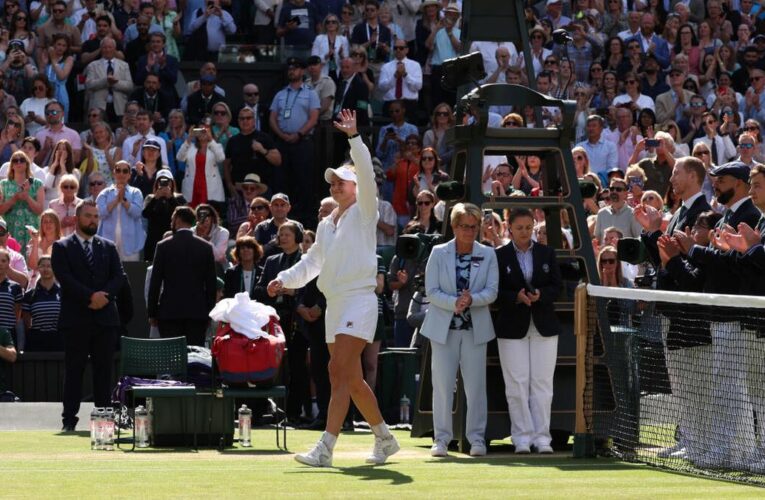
top-left (320, 431), bottom-right (337, 451)
top-left (371, 422), bottom-right (391, 438)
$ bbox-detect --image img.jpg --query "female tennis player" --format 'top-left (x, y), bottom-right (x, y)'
top-left (268, 109), bottom-right (399, 467)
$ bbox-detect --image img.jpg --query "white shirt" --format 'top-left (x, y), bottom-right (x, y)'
top-left (278, 136), bottom-right (379, 299)
top-left (469, 41), bottom-right (519, 77)
top-left (122, 132), bottom-right (169, 166)
top-left (612, 93), bottom-right (656, 112)
top-left (378, 57), bottom-right (422, 101)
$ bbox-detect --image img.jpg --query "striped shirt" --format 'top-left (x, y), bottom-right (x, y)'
top-left (0, 278), bottom-right (22, 333)
top-left (22, 283), bottom-right (61, 334)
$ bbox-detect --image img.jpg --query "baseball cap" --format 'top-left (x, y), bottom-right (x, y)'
top-left (306, 55), bottom-right (322, 66)
top-left (200, 74), bottom-right (216, 84)
top-left (156, 169), bottom-right (173, 180)
top-left (324, 165), bottom-right (358, 184)
top-left (286, 57), bottom-right (305, 69)
top-left (143, 139), bottom-right (161, 150)
top-left (270, 193), bottom-right (290, 204)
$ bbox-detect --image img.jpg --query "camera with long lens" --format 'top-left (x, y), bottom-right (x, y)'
top-left (616, 238), bottom-right (656, 289)
top-left (395, 233), bottom-right (443, 267)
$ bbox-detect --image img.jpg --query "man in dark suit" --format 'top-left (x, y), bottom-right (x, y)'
top-left (129, 73), bottom-right (175, 131)
top-left (636, 156), bottom-right (712, 267)
top-left (186, 74), bottom-right (226, 126)
top-left (147, 206), bottom-right (217, 347)
top-left (51, 200), bottom-right (125, 431)
top-left (332, 58), bottom-right (369, 165)
top-left (133, 32), bottom-right (180, 108)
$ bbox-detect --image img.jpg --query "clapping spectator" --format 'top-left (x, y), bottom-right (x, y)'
top-left (48, 173), bottom-right (80, 237)
top-left (20, 76), bottom-right (54, 137)
top-left (21, 254), bottom-right (61, 351)
top-left (236, 196), bottom-right (270, 239)
top-left (423, 103), bottom-right (455, 167)
top-left (0, 113), bottom-right (25, 164)
top-left (411, 189), bottom-right (439, 234)
top-left (26, 208), bottom-right (60, 272)
top-left (131, 139), bottom-right (166, 197)
top-left (187, 0), bottom-right (236, 59)
top-left (84, 38), bottom-right (134, 122)
top-left (96, 160), bottom-right (146, 261)
top-left (186, 74), bottom-right (224, 127)
top-left (142, 169), bottom-right (185, 261)
top-left (0, 150), bottom-right (44, 249)
top-left (159, 110), bottom-right (189, 184)
top-left (81, 122), bottom-right (120, 192)
top-left (427, 2), bottom-right (461, 108)
top-left (43, 139), bottom-right (80, 207)
top-left (312, 13), bottom-right (349, 81)
top-left (378, 39), bottom-right (421, 118)
top-left (122, 110), bottom-right (170, 166)
top-left (386, 133), bottom-right (420, 227)
top-left (277, 0), bottom-right (319, 49)
top-left (34, 101), bottom-right (82, 167)
top-left (210, 102), bottom-right (239, 150)
top-left (153, 0), bottom-right (182, 59)
top-left (39, 34), bottom-right (74, 122)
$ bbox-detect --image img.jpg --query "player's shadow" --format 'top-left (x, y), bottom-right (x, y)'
top-left (288, 465), bottom-right (413, 485)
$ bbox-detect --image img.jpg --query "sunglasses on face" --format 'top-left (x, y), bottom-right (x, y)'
top-left (45, 109), bottom-right (59, 116)
top-left (544, 60), bottom-right (558, 65)
top-left (89, 180), bottom-right (105, 186)
top-left (114, 168), bottom-right (131, 174)
top-left (250, 205), bottom-right (268, 211)
top-left (695, 150), bottom-right (710, 156)
top-left (394, 46), bottom-right (407, 51)
top-left (238, 115), bottom-right (254, 121)
top-left (421, 156), bottom-right (435, 161)
top-left (213, 110), bottom-right (227, 116)
top-left (574, 155), bottom-right (585, 161)
top-left (325, 19), bottom-right (338, 24)
top-left (0, 230), bottom-right (8, 237)
top-left (244, 92), bottom-right (259, 97)
top-left (61, 185), bottom-right (76, 190)
top-left (610, 186), bottom-right (627, 192)
top-left (741, 143), bottom-right (755, 149)
top-left (435, 111), bottom-right (449, 117)
top-left (417, 200), bottom-right (432, 206)
top-left (11, 158), bottom-right (25, 164)
top-left (625, 80), bottom-right (637, 84)
top-left (746, 126), bottom-right (760, 131)
top-left (600, 258), bottom-right (617, 264)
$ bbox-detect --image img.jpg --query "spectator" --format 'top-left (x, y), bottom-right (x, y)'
top-left (594, 177), bottom-right (643, 240)
top-left (386, 133), bottom-right (419, 227)
top-left (374, 175), bottom-right (396, 248)
top-left (640, 53), bottom-right (670, 100)
top-left (481, 210), bottom-right (506, 248)
top-left (556, 20), bottom-right (601, 84)
top-left (176, 123), bottom-right (225, 209)
top-left (512, 154), bottom-right (543, 196)
top-left (192, 203), bottom-right (229, 268)
top-left (375, 100), bottom-right (418, 171)
top-left (277, 0), bottom-right (319, 49)
top-left (21, 255), bottom-right (61, 351)
top-left (603, 107), bottom-right (642, 171)
top-left (27, 208), bottom-right (60, 272)
top-left (656, 65), bottom-right (694, 124)
top-left (592, 69), bottom-right (618, 109)
top-left (0, 114), bottom-right (25, 164)
top-left (122, 110), bottom-right (169, 166)
top-left (378, 39), bottom-right (421, 119)
top-left (83, 171), bottom-right (107, 202)
top-left (187, 0), bottom-right (236, 59)
top-left (84, 38), bottom-right (134, 123)
top-left (81, 121), bottom-right (120, 191)
top-left (123, 2), bottom-right (163, 43)
top-left (572, 146), bottom-right (590, 177)
top-left (576, 115), bottom-right (617, 179)
top-left (732, 46), bottom-right (760, 95)
top-left (254, 193), bottom-right (302, 258)
top-left (182, 62), bottom-right (225, 111)
top-left (131, 138), bottom-right (166, 197)
top-left (52, 200), bottom-right (125, 432)
top-left (625, 165), bottom-right (647, 207)
top-left (351, 0), bottom-right (392, 67)
top-left (674, 23), bottom-right (701, 75)
top-left (1, 137), bottom-right (44, 183)
top-left (626, 13), bottom-right (670, 69)
top-left (129, 73), bottom-right (173, 130)
top-left (422, 103), bottom-right (455, 168)
top-left (3, 40), bottom-right (35, 107)
top-left (79, 15), bottom-right (125, 66)
top-left (0, 150), bottom-right (44, 249)
top-left (142, 169), bottom-right (185, 261)
top-left (598, 245), bottom-right (632, 287)
top-left (134, 32), bottom-right (180, 107)
top-left (412, 146), bottom-right (449, 199)
top-left (427, 2), bottom-right (460, 108)
top-left (613, 72), bottom-right (655, 112)
top-left (96, 160), bottom-right (145, 261)
top-left (39, 34), bottom-right (74, 122)
top-left (692, 112), bottom-right (736, 167)
top-left (210, 102), bottom-right (239, 151)
top-left (420, 202), bottom-right (498, 457)
top-left (236, 195), bottom-right (270, 239)
top-left (20, 75), bottom-right (54, 137)
top-left (334, 56), bottom-right (370, 127)
top-left (471, 41), bottom-right (518, 83)
top-left (734, 132), bottom-right (762, 169)
top-left (268, 58), bottom-right (320, 224)
top-left (411, 189), bottom-right (439, 234)
top-left (517, 25), bottom-right (551, 81)
top-left (48, 173), bottom-right (80, 237)
top-left (147, 205), bottom-right (217, 346)
top-left (8, 10), bottom-right (37, 57)
top-left (224, 236), bottom-right (263, 299)
top-left (226, 173), bottom-right (267, 236)
top-left (43, 139), bottom-right (80, 206)
top-left (159, 109), bottom-right (188, 183)
top-left (37, 0), bottom-right (81, 53)
top-left (224, 106), bottom-right (280, 196)
top-left (306, 55), bottom-right (337, 123)
top-left (35, 101), bottom-right (82, 166)
top-left (124, 16), bottom-right (154, 70)
top-left (0, 216), bottom-right (28, 288)
top-left (544, 0), bottom-right (570, 30)
top-left (311, 13), bottom-right (350, 81)
top-left (79, 108), bottom-right (107, 146)
top-left (338, 3), bottom-right (355, 39)
top-left (489, 162), bottom-right (514, 197)
top-left (238, 83), bottom-right (266, 131)
top-left (153, 0), bottom-right (181, 59)
top-left (745, 68), bottom-right (765, 124)
top-left (252, 0), bottom-right (278, 44)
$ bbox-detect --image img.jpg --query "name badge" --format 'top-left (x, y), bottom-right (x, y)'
top-left (542, 263), bottom-right (550, 273)
top-left (283, 109), bottom-right (291, 119)
top-left (506, 266), bottom-right (511, 274)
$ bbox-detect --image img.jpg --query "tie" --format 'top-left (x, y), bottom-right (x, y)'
top-left (395, 74), bottom-right (403, 99)
top-left (757, 216), bottom-right (765, 234)
top-left (83, 240), bottom-right (95, 269)
top-left (722, 209), bottom-right (733, 226)
top-left (677, 204), bottom-right (688, 222)
top-left (710, 138), bottom-right (718, 166)
top-left (106, 60), bottom-right (114, 99)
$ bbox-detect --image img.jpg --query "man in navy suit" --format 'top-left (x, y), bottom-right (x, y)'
top-left (51, 200), bottom-right (125, 432)
top-left (626, 13), bottom-right (670, 69)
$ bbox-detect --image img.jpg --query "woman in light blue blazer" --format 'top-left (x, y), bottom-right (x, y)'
top-left (420, 202), bottom-right (499, 457)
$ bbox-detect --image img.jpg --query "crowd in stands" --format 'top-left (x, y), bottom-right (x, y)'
top-left (0, 0), bottom-right (764, 452)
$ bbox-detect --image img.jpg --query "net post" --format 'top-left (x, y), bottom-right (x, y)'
top-left (573, 283), bottom-right (595, 458)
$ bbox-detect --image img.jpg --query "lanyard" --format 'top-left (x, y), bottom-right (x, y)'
top-left (285, 87), bottom-right (302, 113)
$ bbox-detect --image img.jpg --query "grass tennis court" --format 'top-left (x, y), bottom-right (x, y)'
top-left (2, 429), bottom-right (763, 498)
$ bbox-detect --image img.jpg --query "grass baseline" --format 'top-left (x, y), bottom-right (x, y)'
top-left (2, 429), bottom-right (763, 498)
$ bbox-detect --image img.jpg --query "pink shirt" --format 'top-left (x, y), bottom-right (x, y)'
top-left (49, 197), bottom-right (81, 237)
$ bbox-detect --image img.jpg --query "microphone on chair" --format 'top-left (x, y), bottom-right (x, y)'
top-left (552, 29), bottom-right (573, 45)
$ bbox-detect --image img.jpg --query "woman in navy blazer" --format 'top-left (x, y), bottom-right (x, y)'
top-left (420, 202), bottom-right (499, 457)
top-left (494, 208), bottom-right (562, 454)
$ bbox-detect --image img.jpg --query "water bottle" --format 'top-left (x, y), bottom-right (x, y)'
top-left (94, 408), bottom-right (105, 450)
top-left (238, 405), bottom-right (252, 447)
top-left (135, 405), bottom-right (150, 448)
top-left (90, 407), bottom-right (99, 450)
top-left (104, 408), bottom-right (115, 451)
top-left (399, 394), bottom-right (410, 423)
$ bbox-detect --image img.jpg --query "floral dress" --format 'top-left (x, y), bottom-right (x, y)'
top-left (0, 177), bottom-right (43, 251)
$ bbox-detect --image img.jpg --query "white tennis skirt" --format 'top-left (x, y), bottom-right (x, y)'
top-left (324, 292), bottom-right (378, 344)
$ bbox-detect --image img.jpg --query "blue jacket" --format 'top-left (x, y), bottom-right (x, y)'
top-left (96, 185), bottom-right (146, 256)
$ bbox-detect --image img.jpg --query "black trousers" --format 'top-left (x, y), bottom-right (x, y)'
top-left (306, 318), bottom-right (330, 420)
top-left (276, 137), bottom-right (316, 228)
top-left (282, 314), bottom-right (310, 419)
top-left (62, 325), bottom-right (117, 426)
top-left (158, 319), bottom-right (209, 347)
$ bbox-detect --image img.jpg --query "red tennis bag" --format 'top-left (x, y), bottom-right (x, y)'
top-left (211, 317), bottom-right (286, 384)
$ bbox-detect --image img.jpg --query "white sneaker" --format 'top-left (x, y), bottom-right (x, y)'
top-left (294, 440), bottom-right (333, 467)
top-left (656, 443), bottom-right (684, 458)
top-left (469, 440), bottom-right (487, 456)
top-left (431, 441), bottom-right (448, 457)
top-left (514, 443), bottom-right (531, 454)
top-left (366, 434), bottom-right (400, 464)
top-left (535, 444), bottom-right (554, 454)
top-left (669, 447), bottom-right (688, 459)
